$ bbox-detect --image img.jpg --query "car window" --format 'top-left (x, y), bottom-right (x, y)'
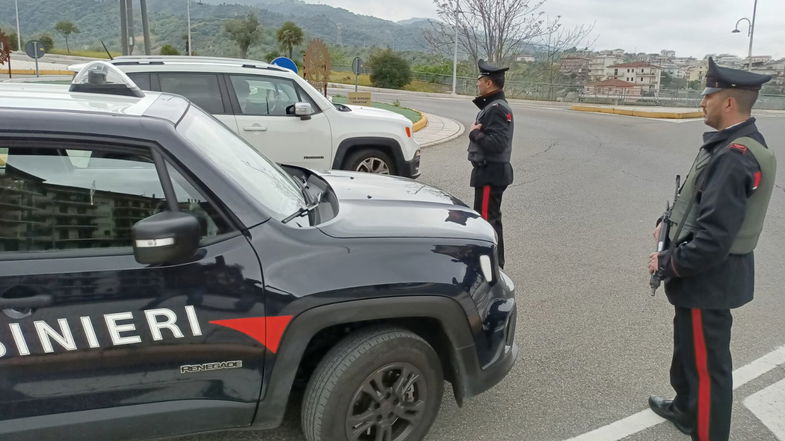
top-left (176, 106), bottom-right (306, 221)
top-left (126, 72), bottom-right (151, 91)
top-left (159, 73), bottom-right (226, 114)
top-left (230, 75), bottom-right (312, 116)
top-left (166, 161), bottom-right (233, 238)
top-left (0, 145), bottom-right (231, 254)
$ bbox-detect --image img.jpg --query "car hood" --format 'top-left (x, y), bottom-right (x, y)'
top-left (316, 170), bottom-right (495, 242)
top-left (345, 105), bottom-right (411, 124)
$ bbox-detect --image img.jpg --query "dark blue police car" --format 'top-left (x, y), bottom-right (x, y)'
top-left (0, 62), bottom-right (517, 441)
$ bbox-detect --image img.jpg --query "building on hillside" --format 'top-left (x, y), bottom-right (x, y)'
top-left (687, 61), bottom-right (708, 83)
top-left (661, 50), bottom-right (676, 59)
top-left (715, 54), bottom-right (744, 67)
top-left (750, 55), bottom-right (772, 64)
top-left (607, 61), bottom-right (662, 93)
top-left (661, 63), bottom-right (686, 79)
top-left (559, 56), bottom-right (591, 83)
top-left (583, 79), bottom-right (642, 98)
top-left (589, 55), bottom-right (623, 82)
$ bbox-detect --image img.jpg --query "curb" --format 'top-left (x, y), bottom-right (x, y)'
top-left (570, 105), bottom-right (702, 119)
top-left (412, 112), bottom-right (428, 132)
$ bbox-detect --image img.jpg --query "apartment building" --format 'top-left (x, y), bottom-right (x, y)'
top-left (607, 61), bottom-right (662, 93)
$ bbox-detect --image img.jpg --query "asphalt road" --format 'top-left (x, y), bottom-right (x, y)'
top-left (177, 93), bottom-right (785, 441)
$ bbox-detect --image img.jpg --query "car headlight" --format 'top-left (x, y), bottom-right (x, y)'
top-left (479, 254), bottom-right (493, 282)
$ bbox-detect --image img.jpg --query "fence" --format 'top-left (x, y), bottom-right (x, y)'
top-left (332, 66), bottom-right (785, 110)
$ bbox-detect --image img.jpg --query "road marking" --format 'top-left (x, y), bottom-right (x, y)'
top-left (563, 345), bottom-right (785, 441)
top-left (744, 378), bottom-right (785, 440)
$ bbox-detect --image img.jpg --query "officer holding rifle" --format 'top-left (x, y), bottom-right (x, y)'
top-left (647, 58), bottom-right (776, 441)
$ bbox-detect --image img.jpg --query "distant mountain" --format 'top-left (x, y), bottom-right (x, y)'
top-left (397, 18), bottom-right (432, 26)
top-left (0, 0), bottom-right (433, 58)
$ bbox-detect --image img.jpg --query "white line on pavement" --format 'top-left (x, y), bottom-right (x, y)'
top-left (563, 346), bottom-right (785, 441)
top-left (744, 378), bottom-right (785, 440)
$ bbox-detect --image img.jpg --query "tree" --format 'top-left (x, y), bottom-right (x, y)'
top-left (276, 21), bottom-right (304, 59)
top-left (368, 49), bottom-right (412, 89)
top-left (264, 50), bottom-right (281, 61)
top-left (37, 34), bottom-right (55, 52)
top-left (0, 29), bottom-right (20, 51)
top-left (538, 17), bottom-right (595, 98)
top-left (160, 44), bottom-right (180, 55)
top-left (303, 39), bottom-right (331, 94)
top-left (54, 21), bottom-right (80, 55)
top-left (427, 0), bottom-right (548, 66)
top-left (224, 13), bottom-right (262, 59)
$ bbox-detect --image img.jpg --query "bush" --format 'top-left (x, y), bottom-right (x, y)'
top-left (367, 49), bottom-right (412, 89)
top-left (38, 34), bottom-right (55, 52)
top-left (160, 44), bottom-right (180, 55)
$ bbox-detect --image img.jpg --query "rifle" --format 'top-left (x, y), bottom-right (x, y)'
top-left (650, 175), bottom-right (680, 296)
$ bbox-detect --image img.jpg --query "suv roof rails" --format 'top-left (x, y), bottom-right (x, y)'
top-left (111, 55), bottom-right (286, 71)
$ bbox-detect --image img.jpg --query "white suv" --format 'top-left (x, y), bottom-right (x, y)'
top-left (86, 56), bottom-right (421, 178)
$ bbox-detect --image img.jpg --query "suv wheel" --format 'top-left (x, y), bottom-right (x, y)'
top-left (302, 327), bottom-right (443, 441)
top-left (345, 149), bottom-right (396, 175)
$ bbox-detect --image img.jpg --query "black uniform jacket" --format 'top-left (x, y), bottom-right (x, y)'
top-left (659, 118), bottom-right (765, 309)
top-left (469, 90), bottom-right (514, 187)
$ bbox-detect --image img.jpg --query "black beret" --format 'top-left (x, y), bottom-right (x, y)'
top-left (702, 57), bottom-right (772, 96)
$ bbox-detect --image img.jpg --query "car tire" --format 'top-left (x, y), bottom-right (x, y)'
top-left (345, 148), bottom-right (396, 175)
top-left (301, 327), bottom-right (443, 441)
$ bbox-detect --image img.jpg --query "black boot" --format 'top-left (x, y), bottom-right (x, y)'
top-left (648, 395), bottom-right (693, 435)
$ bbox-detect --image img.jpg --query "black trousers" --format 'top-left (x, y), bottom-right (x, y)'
top-left (473, 185), bottom-right (506, 268)
top-left (671, 307), bottom-right (733, 441)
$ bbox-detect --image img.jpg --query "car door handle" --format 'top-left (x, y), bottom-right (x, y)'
top-left (0, 294), bottom-right (53, 309)
top-left (242, 125), bottom-right (268, 132)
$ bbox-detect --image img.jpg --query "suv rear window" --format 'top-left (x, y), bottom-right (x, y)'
top-left (159, 73), bottom-right (226, 114)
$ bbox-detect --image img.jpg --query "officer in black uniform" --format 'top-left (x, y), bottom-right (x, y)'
top-left (468, 59), bottom-right (514, 268)
top-left (647, 58), bottom-right (776, 441)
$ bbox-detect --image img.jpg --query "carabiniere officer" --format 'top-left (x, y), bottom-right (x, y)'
top-left (467, 59), bottom-right (514, 269)
top-left (647, 57), bottom-right (776, 441)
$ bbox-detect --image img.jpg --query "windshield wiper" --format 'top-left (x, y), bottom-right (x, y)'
top-left (281, 201), bottom-right (319, 224)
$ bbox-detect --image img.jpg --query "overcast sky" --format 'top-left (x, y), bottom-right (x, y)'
top-left (304, 0), bottom-right (784, 59)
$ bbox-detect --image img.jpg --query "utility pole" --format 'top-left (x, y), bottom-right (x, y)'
top-left (120, 0), bottom-right (129, 55)
top-left (451, 7), bottom-right (461, 95)
top-left (140, 0), bottom-right (151, 55)
top-left (126, 0), bottom-right (135, 55)
top-left (187, 0), bottom-right (192, 56)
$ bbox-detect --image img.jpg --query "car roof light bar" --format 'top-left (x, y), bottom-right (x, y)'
top-left (69, 61), bottom-right (145, 98)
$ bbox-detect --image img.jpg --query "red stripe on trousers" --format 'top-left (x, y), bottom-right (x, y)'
top-left (481, 185), bottom-right (491, 220)
top-left (692, 309), bottom-right (711, 441)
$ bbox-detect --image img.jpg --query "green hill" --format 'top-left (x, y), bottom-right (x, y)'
top-left (0, 0), bottom-right (432, 59)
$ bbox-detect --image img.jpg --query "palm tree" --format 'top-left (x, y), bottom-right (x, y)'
top-left (54, 21), bottom-right (79, 55)
top-left (276, 21), bottom-right (304, 59)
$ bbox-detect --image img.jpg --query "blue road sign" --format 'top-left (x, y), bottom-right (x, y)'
top-left (271, 57), bottom-right (298, 73)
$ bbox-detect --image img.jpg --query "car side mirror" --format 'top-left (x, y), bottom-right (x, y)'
top-left (132, 211), bottom-right (201, 265)
top-left (290, 102), bottom-right (312, 120)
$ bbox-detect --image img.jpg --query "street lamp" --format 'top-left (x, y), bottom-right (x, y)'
top-left (731, 0), bottom-right (758, 71)
top-left (14, 0), bottom-right (21, 52)
top-left (186, 0), bottom-right (205, 56)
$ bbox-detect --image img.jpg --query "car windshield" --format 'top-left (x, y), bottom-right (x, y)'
top-left (177, 106), bottom-right (306, 221)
